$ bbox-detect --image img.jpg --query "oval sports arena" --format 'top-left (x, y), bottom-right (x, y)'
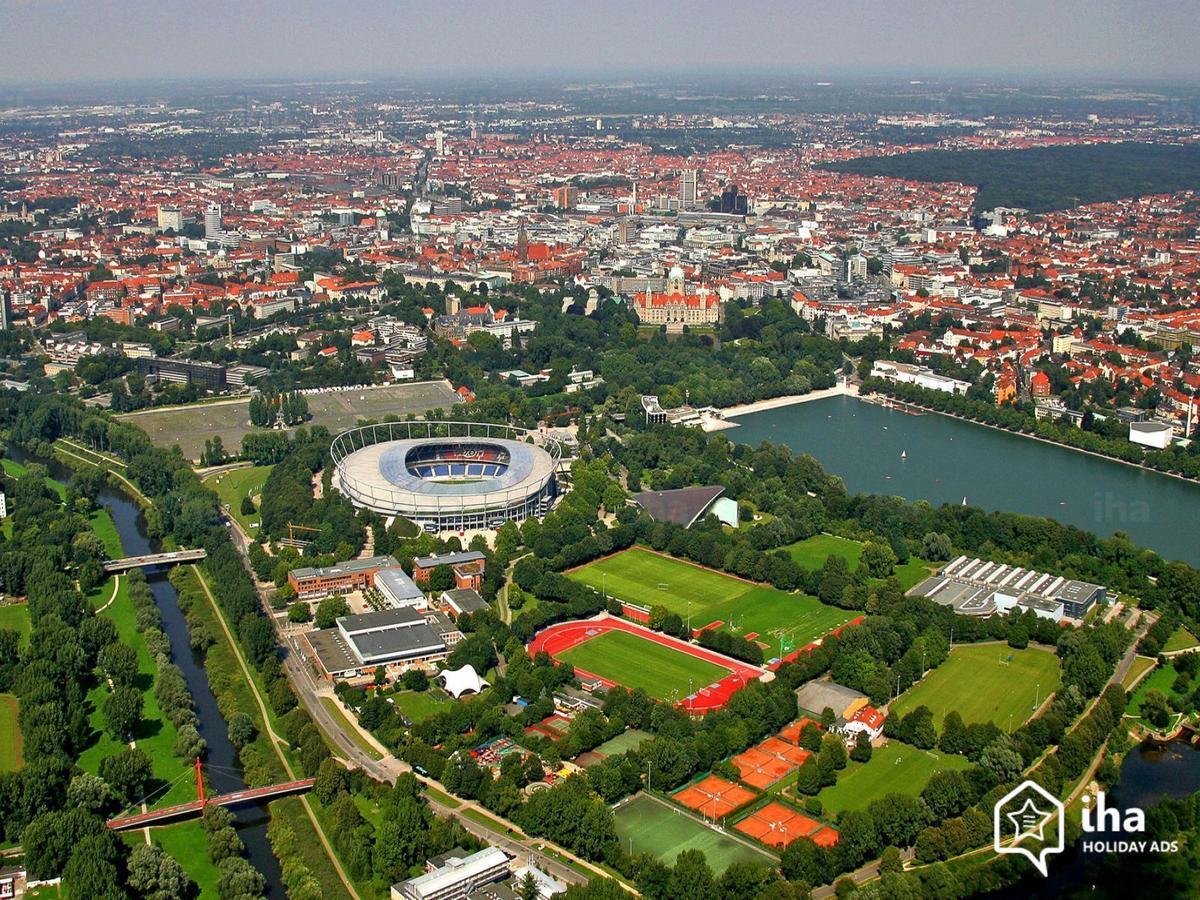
top-left (331, 421), bottom-right (561, 532)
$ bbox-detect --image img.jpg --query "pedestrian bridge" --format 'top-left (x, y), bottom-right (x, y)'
top-left (106, 778), bottom-right (315, 831)
top-left (102, 549), bottom-right (208, 573)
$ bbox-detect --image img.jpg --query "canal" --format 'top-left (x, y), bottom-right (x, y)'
top-left (731, 395), bottom-right (1200, 567)
top-left (12, 449), bottom-right (283, 891)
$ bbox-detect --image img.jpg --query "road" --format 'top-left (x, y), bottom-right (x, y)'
top-left (222, 513), bottom-right (608, 888)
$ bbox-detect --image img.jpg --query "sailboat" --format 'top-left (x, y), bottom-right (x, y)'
top-left (962, 496), bottom-right (968, 506)
top-left (900, 450), bottom-right (907, 460)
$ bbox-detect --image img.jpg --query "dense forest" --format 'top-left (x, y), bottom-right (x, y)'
top-left (821, 142), bottom-right (1200, 212)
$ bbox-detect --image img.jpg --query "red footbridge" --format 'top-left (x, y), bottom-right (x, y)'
top-left (107, 759), bottom-right (314, 832)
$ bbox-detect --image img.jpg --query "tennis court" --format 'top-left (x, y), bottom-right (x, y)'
top-left (732, 736), bottom-right (812, 790)
top-left (735, 801), bottom-right (839, 849)
top-left (673, 774), bottom-right (758, 819)
top-left (613, 792), bottom-right (776, 872)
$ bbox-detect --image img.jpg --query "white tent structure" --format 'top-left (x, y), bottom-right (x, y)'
top-left (438, 664), bottom-right (490, 698)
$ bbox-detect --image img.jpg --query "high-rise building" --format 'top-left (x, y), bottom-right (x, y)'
top-left (156, 205), bottom-right (184, 232)
top-left (0, 292), bottom-right (10, 331)
top-left (679, 169), bottom-right (698, 209)
top-left (719, 184), bottom-right (748, 215)
top-left (433, 130), bottom-right (446, 155)
top-left (204, 203), bottom-right (222, 239)
top-left (551, 186), bottom-right (579, 209)
top-left (844, 254), bottom-right (868, 281)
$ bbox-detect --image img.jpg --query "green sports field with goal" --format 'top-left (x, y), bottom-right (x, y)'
top-left (889, 643), bottom-right (1062, 732)
top-left (556, 630), bottom-right (729, 702)
top-left (567, 547), bottom-right (853, 651)
top-left (613, 792), bottom-right (777, 872)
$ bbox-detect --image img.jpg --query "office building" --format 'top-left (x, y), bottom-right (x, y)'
top-left (157, 205), bottom-right (184, 232)
top-left (551, 185), bottom-right (579, 209)
top-left (679, 168), bottom-right (698, 209)
top-left (412, 551), bottom-right (487, 591)
top-left (288, 555), bottom-right (401, 600)
top-left (136, 357), bottom-right (227, 391)
top-left (204, 203), bottom-right (222, 239)
top-left (392, 847), bottom-right (510, 900)
top-left (376, 567), bottom-right (428, 609)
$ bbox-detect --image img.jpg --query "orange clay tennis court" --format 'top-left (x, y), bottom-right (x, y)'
top-left (672, 775), bottom-right (757, 819)
top-left (735, 801), bottom-right (839, 849)
top-left (732, 736), bottom-right (812, 789)
top-left (777, 717), bottom-right (822, 745)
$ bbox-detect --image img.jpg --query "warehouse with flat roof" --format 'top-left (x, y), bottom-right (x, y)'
top-left (305, 607), bottom-right (448, 681)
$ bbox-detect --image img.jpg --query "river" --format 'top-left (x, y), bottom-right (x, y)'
top-left (11, 448), bottom-right (282, 892)
top-left (731, 395), bottom-right (1200, 567)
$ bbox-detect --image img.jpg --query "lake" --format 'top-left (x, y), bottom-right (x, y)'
top-left (731, 395), bottom-right (1200, 567)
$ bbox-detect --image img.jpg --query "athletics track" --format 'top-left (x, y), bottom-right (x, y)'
top-left (528, 616), bottom-right (765, 714)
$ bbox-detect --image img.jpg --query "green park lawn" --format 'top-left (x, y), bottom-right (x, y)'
top-left (391, 688), bottom-right (454, 724)
top-left (568, 547), bottom-right (853, 650)
top-left (890, 643), bottom-right (1061, 733)
top-left (1126, 662), bottom-right (1189, 725)
top-left (783, 533), bottom-right (933, 590)
top-left (784, 534), bottom-right (864, 569)
top-left (814, 741), bottom-right (970, 814)
top-left (152, 822), bottom-right (221, 899)
top-left (0, 602), bottom-right (31, 647)
top-left (1164, 628), bottom-right (1200, 654)
top-left (76, 576), bottom-right (196, 810)
top-left (613, 792), bottom-right (776, 872)
top-left (0, 693), bottom-right (22, 772)
top-left (556, 629), bottom-right (729, 702)
top-left (203, 465), bottom-right (273, 532)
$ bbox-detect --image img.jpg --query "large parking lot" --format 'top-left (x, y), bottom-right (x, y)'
top-left (120, 380), bottom-right (460, 460)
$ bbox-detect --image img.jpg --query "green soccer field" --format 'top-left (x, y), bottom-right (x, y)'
top-left (568, 547), bottom-right (853, 650)
top-left (556, 630), bottom-right (729, 701)
top-left (890, 643), bottom-right (1062, 733)
top-left (815, 741), bottom-right (970, 813)
top-left (594, 729), bottom-right (653, 757)
top-left (0, 693), bottom-right (22, 772)
top-left (783, 534), bottom-right (933, 590)
top-left (613, 793), bottom-right (777, 871)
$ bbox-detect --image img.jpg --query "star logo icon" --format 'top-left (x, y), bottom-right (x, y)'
top-left (1007, 797), bottom-right (1049, 842)
top-left (994, 780), bottom-right (1065, 877)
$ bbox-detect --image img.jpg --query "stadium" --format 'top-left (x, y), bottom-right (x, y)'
top-left (331, 421), bottom-right (561, 531)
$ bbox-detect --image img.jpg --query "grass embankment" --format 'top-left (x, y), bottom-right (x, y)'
top-left (180, 567), bottom-right (361, 900)
top-left (1164, 628), bottom-right (1200, 653)
top-left (0, 693), bottom-right (21, 772)
top-left (320, 696), bottom-right (384, 760)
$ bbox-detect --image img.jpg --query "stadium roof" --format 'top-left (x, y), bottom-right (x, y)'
top-left (632, 485), bottom-right (726, 528)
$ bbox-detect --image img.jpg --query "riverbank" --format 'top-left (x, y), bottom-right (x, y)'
top-left (703, 381), bottom-right (858, 431)
top-left (872, 391), bottom-right (1200, 488)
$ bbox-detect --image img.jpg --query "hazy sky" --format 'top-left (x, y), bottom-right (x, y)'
top-left (2, 0), bottom-right (1199, 86)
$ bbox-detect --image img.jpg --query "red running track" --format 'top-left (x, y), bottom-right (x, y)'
top-left (528, 617), bottom-right (765, 714)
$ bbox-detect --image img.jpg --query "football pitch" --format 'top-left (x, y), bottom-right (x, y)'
top-left (556, 630), bottom-right (729, 701)
top-left (613, 793), bottom-right (776, 872)
top-left (568, 547), bottom-right (853, 650)
top-left (814, 741), bottom-right (970, 813)
top-left (889, 643), bottom-right (1062, 732)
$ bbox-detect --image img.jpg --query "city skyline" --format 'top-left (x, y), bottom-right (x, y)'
top-left (2, 0), bottom-right (1200, 86)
